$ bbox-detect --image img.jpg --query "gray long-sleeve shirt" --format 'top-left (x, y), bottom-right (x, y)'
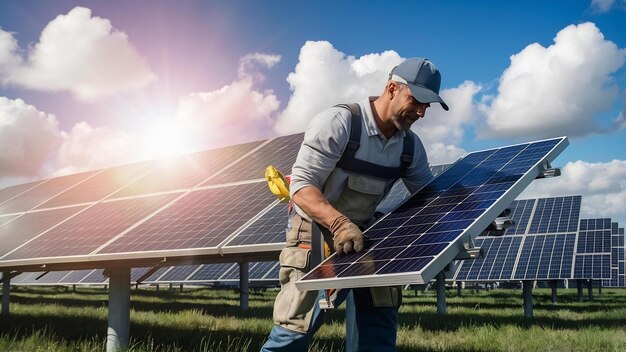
top-left (290, 97), bottom-right (434, 225)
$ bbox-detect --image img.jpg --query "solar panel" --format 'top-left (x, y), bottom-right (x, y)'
top-left (604, 223), bottom-right (625, 287)
top-left (573, 218), bottom-right (612, 279)
top-left (96, 182), bottom-right (275, 255)
top-left (0, 180), bottom-right (46, 209)
top-left (81, 269), bottom-right (108, 283)
top-left (157, 265), bottom-right (200, 282)
top-left (454, 195), bottom-right (580, 282)
top-left (221, 202), bottom-right (288, 250)
top-left (187, 263), bottom-right (237, 281)
top-left (202, 133), bottom-right (304, 186)
top-left (0, 214), bottom-right (19, 227)
top-left (110, 140), bottom-right (265, 198)
top-left (0, 206), bottom-right (88, 257)
top-left (0, 170), bottom-right (99, 214)
top-left (35, 161), bottom-right (154, 209)
top-left (0, 194), bottom-right (178, 263)
top-left (59, 270), bottom-right (95, 284)
top-left (297, 137), bottom-right (568, 290)
top-left (220, 261), bottom-right (279, 281)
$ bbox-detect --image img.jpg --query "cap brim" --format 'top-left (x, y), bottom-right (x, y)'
top-left (407, 84), bottom-right (449, 111)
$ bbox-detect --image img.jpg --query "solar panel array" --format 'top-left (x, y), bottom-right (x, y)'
top-left (8, 261), bottom-right (280, 286)
top-left (297, 137), bottom-right (568, 290)
top-left (0, 134), bottom-right (303, 271)
top-left (454, 195), bottom-right (581, 282)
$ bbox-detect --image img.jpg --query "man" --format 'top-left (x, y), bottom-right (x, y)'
top-left (262, 57), bottom-right (449, 352)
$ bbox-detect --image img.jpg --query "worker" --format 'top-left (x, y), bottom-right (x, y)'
top-left (261, 57), bottom-right (449, 352)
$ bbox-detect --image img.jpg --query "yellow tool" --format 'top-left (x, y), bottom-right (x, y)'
top-left (265, 165), bottom-right (291, 202)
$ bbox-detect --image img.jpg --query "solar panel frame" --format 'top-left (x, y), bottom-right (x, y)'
top-left (296, 137), bottom-right (568, 290)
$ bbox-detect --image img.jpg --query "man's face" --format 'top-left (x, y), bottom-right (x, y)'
top-left (390, 83), bottom-right (430, 131)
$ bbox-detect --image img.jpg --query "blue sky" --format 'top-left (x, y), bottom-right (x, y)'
top-left (0, 0), bottom-right (625, 223)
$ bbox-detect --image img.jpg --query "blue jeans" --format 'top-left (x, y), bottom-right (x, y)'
top-left (261, 288), bottom-right (400, 352)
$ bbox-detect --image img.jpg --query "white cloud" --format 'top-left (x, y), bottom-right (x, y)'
top-left (0, 97), bottom-right (61, 177)
top-left (274, 41), bottom-right (403, 135)
top-left (590, 0), bottom-right (626, 12)
top-left (519, 159), bottom-right (626, 224)
top-left (54, 122), bottom-right (140, 176)
top-left (175, 54), bottom-right (281, 149)
top-left (0, 28), bottom-right (22, 74)
top-left (0, 7), bottom-right (155, 101)
top-left (480, 22), bottom-right (626, 139)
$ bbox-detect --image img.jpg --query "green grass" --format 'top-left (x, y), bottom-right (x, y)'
top-left (1, 285), bottom-right (625, 351)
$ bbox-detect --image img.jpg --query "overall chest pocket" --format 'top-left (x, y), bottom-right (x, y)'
top-left (334, 174), bottom-right (389, 226)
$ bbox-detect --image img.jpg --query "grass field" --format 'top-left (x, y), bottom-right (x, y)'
top-left (0, 285), bottom-right (625, 351)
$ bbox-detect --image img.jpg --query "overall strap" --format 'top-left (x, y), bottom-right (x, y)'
top-left (334, 103), bottom-right (414, 179)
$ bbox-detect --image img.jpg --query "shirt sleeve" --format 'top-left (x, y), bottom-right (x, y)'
top-left (289, 107), bottom-right (350, 197)
top-left (401, 132), bottom-right (434, 193)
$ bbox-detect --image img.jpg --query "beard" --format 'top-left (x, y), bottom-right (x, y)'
top-left (391, 112), bottom-right (418, 131)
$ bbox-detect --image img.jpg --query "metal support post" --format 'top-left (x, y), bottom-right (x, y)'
top-left (456, 281), bottom-right (462, 296)
top-left (239, 261), bottom-right (249, 310)
top-left (576, 279), bottom-right (583, 302)
top-left (180, 284), bottom-right (184, 292)
top-left (2, 271), bottom-right (10, 317)
top-left (598, 281), bottom-right (602, 294)
top-left (522, 280), bottom-right (533, 319)
top-left (587, 279), bottom-right (593, 301)
top-left (107, 267), bottom-right (131, 352)
top-left (436, 271), bottom-right (446, 315)
top-left (550, 280), bottom-right (558, 304)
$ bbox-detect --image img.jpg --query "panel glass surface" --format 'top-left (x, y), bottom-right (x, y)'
top-left (455, 195), bottom-right (581, 281)
top-left (110, 140), bottom-right (264, 198)
top-left (224, 202), bottom-right (288, 246)
top-left (36, 161), bottom-right (154, 209)
top-left (573, 218), bottom-right (612, 279)
top-left (157, 265), bottom-right (199, 282)
top-left (98, 182), bottom-right (275, 253)
top-left (188, 263), bottom-right (237, 281)
top-left (59, 270), bottom-right (94, 284)
top-left (300, 138), bottom-right (565, 288)
top-left (0, 170), bottom-right (99, 214)
top-left (202, 133), bottom-right (303, 185)
top-left (2, 194), bottom-right (178, 260)
top-left (0, 180), bottom-right (45, 210)
top-left (0, 206), bottom-right (87, 258)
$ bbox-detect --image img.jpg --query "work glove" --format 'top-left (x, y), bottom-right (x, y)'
top-left (330, 215), bottom-right (364, 255)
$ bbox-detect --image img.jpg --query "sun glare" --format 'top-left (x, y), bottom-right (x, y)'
top-left (140, 121), bottom-right (189, 160)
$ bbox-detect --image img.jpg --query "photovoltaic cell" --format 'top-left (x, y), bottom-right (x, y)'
top-left (36, 161), bottom-right (154, 209)
top-left (0, 170), bottom-right (99, 214)
top-left (202, 133), bottom-right (304, 186)
top-left (604, 223), bottom-right (625, 287)
top-left (110, 140), bottom-right (264, 198)
top-left (97, 182), bottom-right (275, 254)
top-left (1, 194), bottom-right (178, 261)
top-left (0, 214), bottom-right (19, 227)
top-left (0, 206), bottom-right (88, 257)
top-left (298, 137), bottom-right (567, 290)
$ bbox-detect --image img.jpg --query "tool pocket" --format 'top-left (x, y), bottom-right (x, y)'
top-left (285, 213), bottom-right (313, 246)
top-left (369, 286), bottom-right (402, 308)
top-left (273, 246), bottom-right (318, 333)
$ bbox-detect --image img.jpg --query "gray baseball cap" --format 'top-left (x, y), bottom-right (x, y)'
top-left (389, 57), bottom-right (449, 111)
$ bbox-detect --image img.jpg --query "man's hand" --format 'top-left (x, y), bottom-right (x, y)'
top-left (330, 215), bottom-right (364, 255)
